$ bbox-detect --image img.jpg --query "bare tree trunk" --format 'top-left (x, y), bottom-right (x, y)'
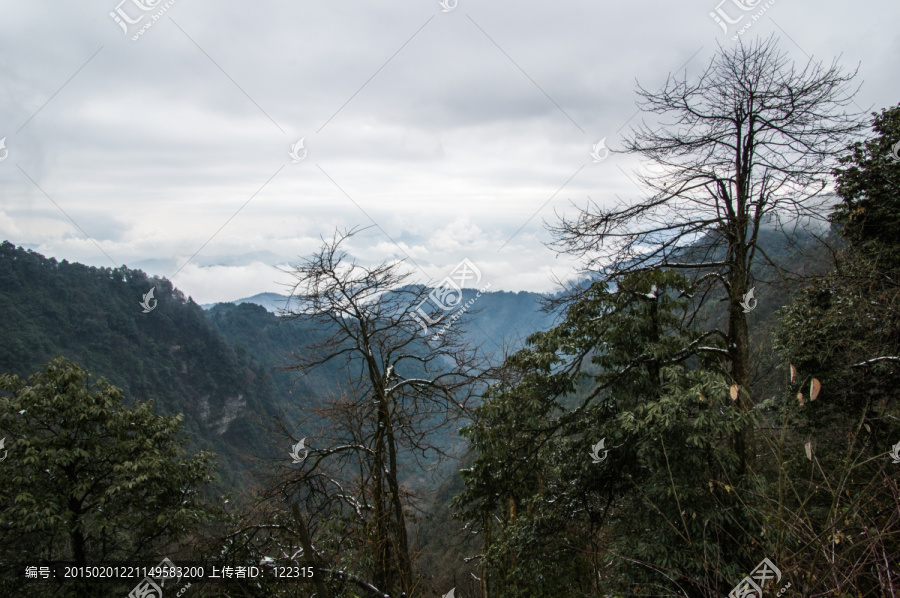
top-left (283, 228), bottom-right (483, 598)
top-left (372, 404), bottom-right (391, 592)
top-left (291, 502), bottom-right (332, 598)
top-left (728, 231), bottom-right (752, 475)
top-left (482, 512), bottom-right (491, 598)
top-left (548, 39), bottom-right (865, 483)
top-left (383, 402), bottom-right (413, 593)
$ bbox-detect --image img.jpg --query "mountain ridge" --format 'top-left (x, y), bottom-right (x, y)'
top-left (0, 241), bottom-right (557, 490)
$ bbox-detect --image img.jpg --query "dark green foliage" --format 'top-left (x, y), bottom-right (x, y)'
top-left (0, 241), bottom-right (280, 485)
top-left (206, 301), bottom-right (339, 411)
top-left (832, 105), bottom-right (900, 266)
top-left (0, 357), bottom-right (217, 597)
top-left (780, 105), bottom-right (900, 422)
top-left (772, 106), bottom-right (900, 594)
top-left (456, 271), bottom-right (760, 596)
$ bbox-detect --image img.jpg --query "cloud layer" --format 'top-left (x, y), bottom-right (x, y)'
top-left (1, 0), bottom-right (898, 303)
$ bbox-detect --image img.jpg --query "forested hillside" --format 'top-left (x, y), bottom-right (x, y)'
top-left (207, 288), bottom-right (557, 364)
top-left (0, 241), bottom-right (556, 490)
top-left (0, 241), bottom-right (282, 485)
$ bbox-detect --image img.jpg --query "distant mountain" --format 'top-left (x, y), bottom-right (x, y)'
top-left (0, 241), bottom-right (286, 488)
top-left (0, 241), bottom-right (560, 492)
top-left (0, 230), bottom-right (826, 505)
top-left (205, 288), bottom-right (558, 358)
top-left (204, 301), bottom-right (340, 414)
top-left (203, 288), bottom-right (559, 413)
top-left (201, 292), bottom-right (297, 313)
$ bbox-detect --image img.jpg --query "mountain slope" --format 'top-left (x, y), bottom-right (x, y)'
top-left (0, 241), bottom-right (282, 486)
top-left (209, 288), bottom-right (558, 358)
top-left (0, 241), bottom-right (559, 491)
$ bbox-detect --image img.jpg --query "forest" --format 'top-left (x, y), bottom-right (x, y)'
top-left (1, 36), bottom-right (899, 597)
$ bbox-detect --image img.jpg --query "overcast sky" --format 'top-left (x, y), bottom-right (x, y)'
top-left (1, 1), bottom-right (898, 304)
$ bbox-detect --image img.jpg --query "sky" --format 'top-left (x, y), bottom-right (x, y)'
top-left (1, 0), bottom-right (898, 304)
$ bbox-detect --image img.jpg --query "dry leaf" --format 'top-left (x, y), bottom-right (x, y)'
top-left (805, 441), bottom-right (813, 461)
top-left (698, 393), bottom-right (705, 402)
top-left (797, 392), bottom-right (805, 406)
top-left (730, 384), bottom-right (739, 401)
top-left (810, 378), bottom-right (821, 401)
top-left (790, 363), bottom-right (798, 383)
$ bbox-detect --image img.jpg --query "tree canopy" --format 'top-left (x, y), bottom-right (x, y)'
top-left (0, 357), bottom-right (218, 597)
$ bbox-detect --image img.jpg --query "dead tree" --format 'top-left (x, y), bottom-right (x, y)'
top-left (281, 227), bottom-right (486, 596)
top-left (550, 35), bottom-right (865, 473)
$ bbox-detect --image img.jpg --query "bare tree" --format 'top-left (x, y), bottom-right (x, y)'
top-left (550, 35), bottom-right (865, 472)
top-left (280, 228), bottom-right (486, 596)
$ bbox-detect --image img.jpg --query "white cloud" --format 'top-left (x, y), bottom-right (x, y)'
top-left (171, 261), bottom-right (293, 305)
top-left (0, 0), bottom-right (897, 301)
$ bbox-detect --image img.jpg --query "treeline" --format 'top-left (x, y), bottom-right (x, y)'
top-left (0, 240), bottom-right (312, 487)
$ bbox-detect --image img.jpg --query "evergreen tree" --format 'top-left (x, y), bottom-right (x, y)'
top-left (773, 104), bottom-right (900, 595)
top-left (0, 358), bottom-right (218, 597)
top-left (832, 105), bottom-right (900, 266)
top-left (457, 271), bottom-right (757, 597)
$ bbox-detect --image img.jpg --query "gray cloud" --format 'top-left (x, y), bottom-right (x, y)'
top-left (1, 0), bottom-right (898, 303)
